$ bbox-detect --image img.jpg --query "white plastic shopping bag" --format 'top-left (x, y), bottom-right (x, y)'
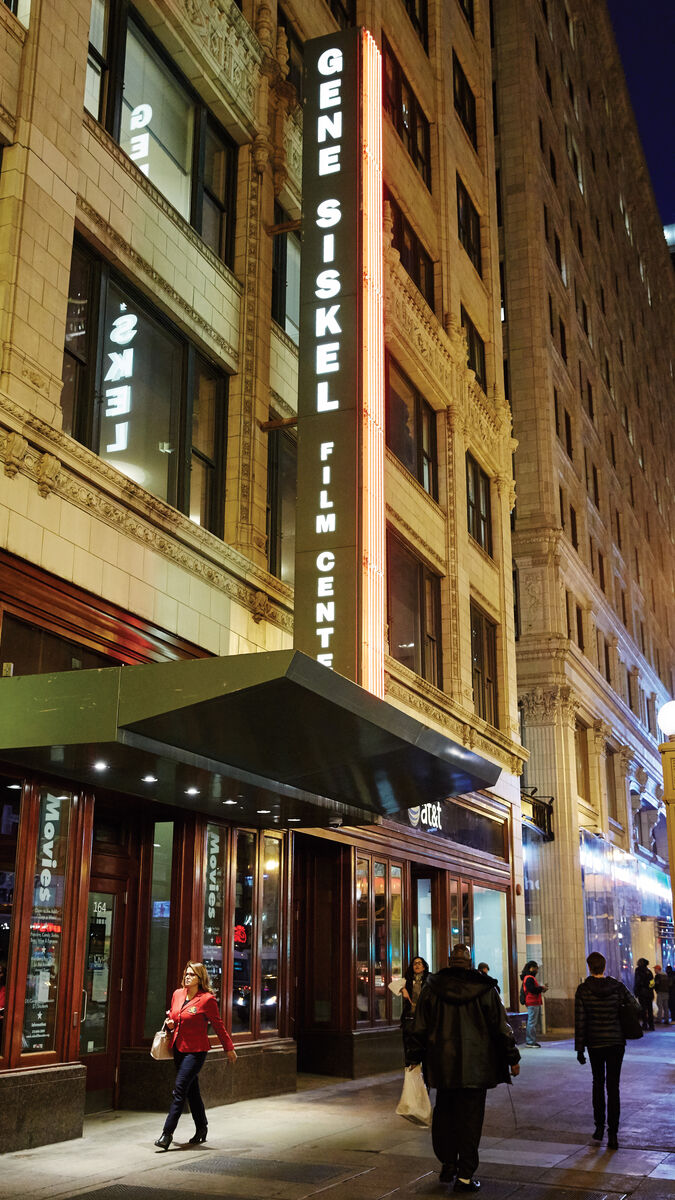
top-left (395, 1064), bottom-right (432, 1126)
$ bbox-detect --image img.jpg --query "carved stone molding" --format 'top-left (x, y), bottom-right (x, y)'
top-left (0, 102), bottom-right (16, 134)
top-left (36, 452), bottom-right (61, 497)
top-left (76, 194), bottom-right (239, 366)
top-left (251, 590), bottom-right (274, 624)
top-left (169, 0), bottom-right (263, 130)
top-left (2, 431), bottom-right (28, 478)
top-left (519, 684), bottom-right (578, 726)
top-left (0, 413), bottom-right (293, 631)
top-left (283, 107), bottom-right (302, 200)
top-left (592, 718), bottom-right (611, 752)
top-left (385, 504), bottom-right (445, 570)
top-left (618, 744), bottom-right (635, 777)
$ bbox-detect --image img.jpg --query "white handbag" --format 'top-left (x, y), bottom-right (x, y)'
top-left (395, 1064), bottom-right (432, 1126)
top-left (150, 1024), bottom-right (173, 1061)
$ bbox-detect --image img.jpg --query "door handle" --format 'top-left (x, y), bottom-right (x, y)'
top-left (81, 988), bottom-right (88, 1024)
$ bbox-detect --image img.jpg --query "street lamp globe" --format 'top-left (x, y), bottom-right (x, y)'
top-left (657, 701), bottom-right (675, 739)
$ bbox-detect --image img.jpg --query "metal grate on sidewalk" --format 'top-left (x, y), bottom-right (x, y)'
top-left (177, 1155), bottom-right (347, 1182)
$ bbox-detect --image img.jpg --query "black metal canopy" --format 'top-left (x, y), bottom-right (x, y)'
top-left (0, 650), bottom-right (501, 827)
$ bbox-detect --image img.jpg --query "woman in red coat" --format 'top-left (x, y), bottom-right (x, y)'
top-left (154, 961), bottom-right (237, 1149)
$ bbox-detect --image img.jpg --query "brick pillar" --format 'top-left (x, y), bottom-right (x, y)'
top-left (0, 0), bottom-right (90, 425)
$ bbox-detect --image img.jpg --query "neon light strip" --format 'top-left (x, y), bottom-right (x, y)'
top-left (360, 30), bottom-right (385, 698)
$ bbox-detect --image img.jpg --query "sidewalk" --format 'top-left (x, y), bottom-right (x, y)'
top-left (3, 1032), bottom-right (675, 1200)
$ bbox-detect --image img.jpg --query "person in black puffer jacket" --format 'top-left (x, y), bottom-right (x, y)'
top-left (633, 957), bottom-right (655, 1030)
top-left (575, 950), bottom-right (640, 1151)
top-left (407, 943), bottom-right (520, 1192)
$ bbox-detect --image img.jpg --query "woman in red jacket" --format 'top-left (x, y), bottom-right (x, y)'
top-left (154, 961), bottom-right (237, 1149)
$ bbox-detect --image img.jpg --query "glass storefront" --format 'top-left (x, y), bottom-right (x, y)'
top-left (143, 821), bottom-right (174, 1039)
top-left (580, 829), bottom-right (673, 987)
top-left (473, 886), bottom-right (508, 992)
top-left (0, 779), bottom-right (21, 1057)
top-left (522, 825), bottom-right (544, 966)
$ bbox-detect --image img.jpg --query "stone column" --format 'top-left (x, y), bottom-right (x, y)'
top-left (591, 719), bottom-right (611, 834)
top-left (0, 0), bottom-right (91, 426)
top-left (520, 684), bottom-right (586, 1028)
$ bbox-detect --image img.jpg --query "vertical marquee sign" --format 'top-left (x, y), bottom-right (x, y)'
top-left (294, 28), bottom-right (385, 697)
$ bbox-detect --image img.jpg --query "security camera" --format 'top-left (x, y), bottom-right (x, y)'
top-left (328, 816), bottom-right (343, 829)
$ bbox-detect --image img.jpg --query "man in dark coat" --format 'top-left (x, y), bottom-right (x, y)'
top-left (407, 943), bottom-right (520, 1192)
top-left (575, 950), bottom-right (640, 1150)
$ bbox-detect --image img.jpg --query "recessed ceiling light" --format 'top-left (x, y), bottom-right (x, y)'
top-left (185, 787), bottom-right (200, 796)
top-left (257, 809), bottom-right (271, 814)
top-left (7, 784), bottom-right (21, 790)
top-left (223, 799), bottom-right (237, 805)
top-left (288, 818), bottom-right (301, 822)
top-left (142, 775), bottom-right (158, 783)
top-left (93, 760), bottom-right (108, 772)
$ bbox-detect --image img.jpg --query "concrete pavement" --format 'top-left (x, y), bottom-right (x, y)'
top-left (3, 1031), bottom-right (675, 1200)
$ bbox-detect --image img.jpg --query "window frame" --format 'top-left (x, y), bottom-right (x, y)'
top-left (453, 52), bottom-right (478, 150)
top-left (271, 203), bottom-right (301, 345)
top-left (62, 238), bottom-right (228, 536)
top-left (466, 453), bottom-right (493, 556)
top-left (456, 174), bottom-right (482, 275)
top-left (87, 2), bottom-right (237, 268)
top-left (385, 355), bottom-right (438, 499)
top-left (385, 188), bottom-right (435, 309)
top-left (355, 853), bottom-right (405, 1026)
top-left (382, 35), bottom-right (432, 188)
top-left (470, 600), bottom-right (499, 728)
top-left (387, 529), bottom-right (443, 688)
top-left (266, 423), bottom-right (297, 584)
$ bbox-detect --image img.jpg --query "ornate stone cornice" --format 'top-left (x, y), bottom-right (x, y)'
top-left (76, 193), bottom-right (239, 367)
top-left (592, 718), bottom-right (611, 752)
top-left (0, 102), bottom-right (16, 135)
top-left (385, 503), bottom-right (445, 570)
top-left (283, 106), bottom-right (302, 201)
top-left (386, 661), bottom-right (527, 777)
top-left (159, 0), bottom-right (264, 132)
top-left (0, 420), bottom-right (293, 631)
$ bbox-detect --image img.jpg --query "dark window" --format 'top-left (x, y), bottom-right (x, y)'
top-left (554, 388), bottom-right (560, 437)
top-left (576, 603), bottom-right (584, 651)
top-left (457, 175), bottom-right (482, 274)
top-left (453, 52), bottom-right (477, 149)
top-left (548, 293), bottom-right (554, 335)
top-left (386, 357), bottom-right (437, 498)
top-left (327, 0), bottom-right (356, 27)
top-left (466, 453), bottom-right (493, 555)
top-left (564, 408), bottom-right (573, 459)
top-left (559, 486), bottom-right (566, 529)
top-left (549, 148), bottom-right (557, 182)
top-left (403, 0), bottom-right (428, 49)
top-left (554, 231), bottom-right (562, 271)
top-left (543, 203), bottom-right (549, 240)
top-left (0, 613), bottom-right (117, 676)
top-left (545, 69), bottom-right (553, 103)
top-left (461, 306), bottom-right (486, 390)
top-left (586, 380), bottom-right (594, 421)
top-left (382, 37), bottom-right (431, 187)
top-left (496, 168), bottom-right (503, 226)
top-left (387, 531), bottom-right (442, 687)
top-left (266, 426), bottom-right (297, 584)
top-left (278, 7), bottom-right (304, 99)
top-left (470, 602), bottom-right (498, 727)
top-left (559, 318), bottom-right (567, 362)
top-left (615, 509), bottom-right (622, 549)
top-left (592, 463), bottom-right (600, 507)
top-left (570, 505), bottom-right (578, 549)
top-left (458, 0), bottom-right (475, 34)
top-left (598, 551), bottom-right (605, 592)
top-left (385, 189), bottom-right (434, 307)
top-left (86, 7), bottom-right (237, 266)
top-left (60, 241), bottom-right (227, 535)
top-left (271, 203), bottom-right (301, 344)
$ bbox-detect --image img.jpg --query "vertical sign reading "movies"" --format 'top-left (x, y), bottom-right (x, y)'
top-left (294, 28), bottom-right (385, 696)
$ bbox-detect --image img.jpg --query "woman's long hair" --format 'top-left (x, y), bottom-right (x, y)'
top-left (404, 955), bottom-right (430, 992)
top-left (182, 961), bottom-right (212, 992)
top-left (520, 960), bottom-right (538, 980)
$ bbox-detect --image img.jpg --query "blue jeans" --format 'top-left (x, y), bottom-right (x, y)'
top-left (163, 1049), bottom-right (208, 1136)
top-left (525, 1005), bottom-right (541, 1044)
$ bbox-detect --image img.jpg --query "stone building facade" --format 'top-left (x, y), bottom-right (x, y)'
top-left (0, 0), bottom-right (526, 1149)
top-left (493, 0), bottom-right (675, 1026)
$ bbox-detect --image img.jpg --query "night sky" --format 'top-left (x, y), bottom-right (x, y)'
top-left (605, 1), bottom-right (675, 228)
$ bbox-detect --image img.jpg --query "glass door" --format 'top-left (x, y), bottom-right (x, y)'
top-left (80, 877), bottom-right (127, 1108)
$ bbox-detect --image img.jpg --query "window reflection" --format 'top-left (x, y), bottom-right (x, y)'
top-left (232, 831), bottom-right (255, 1033)
top-left (23, 791), bottom-right (72, 1053)
top-left (0, 780), bottom-right (21, 1057)
top-left (260, 837), bottom-right (281, 1030)
top-left (356, 858), bottom-right (370, 1022)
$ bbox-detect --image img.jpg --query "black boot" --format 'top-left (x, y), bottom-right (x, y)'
top-left (607, 1132), bottom-right (619, 1150)
top-left (592, 1125), bottom-right (603, 1141)
top-left (154, 1131), bottom-right (172, 1150)
top-left (189, 1125), bottom-right (208, 1144)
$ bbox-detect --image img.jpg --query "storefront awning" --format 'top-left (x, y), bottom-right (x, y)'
top-left (0, 650), bottom-right (500, 827)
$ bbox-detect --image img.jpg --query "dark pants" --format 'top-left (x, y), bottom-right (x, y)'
top-left (637, 993), bottom-right (654, 1030)
top-left (588, 1044), bottom-right (624, 1134)
top-left (432, 1087), bottom-right (487, 1179)
top-left (163, 1049), bottom-right (208, 1137)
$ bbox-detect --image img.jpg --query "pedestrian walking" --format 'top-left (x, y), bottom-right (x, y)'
top-left (154, 961), bottom-right (237, 1149)
top-left (575, 950), bottom-right (640, 1150)
top-left (401, 956), bottom-right (430, 1064)
top-left (653, 964), bottom-right (671, 1023)
top-left (633, 957), bottom-right (655, 1031)
top-left (521, 961), bottom-right (548, 1047)
top-left (407, 943), bottom-right (520, 1191)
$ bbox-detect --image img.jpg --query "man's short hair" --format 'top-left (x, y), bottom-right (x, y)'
top-left (587, 951), bottom-right (606, 974)
top-left (477, 962), bottom-right (489, 973)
